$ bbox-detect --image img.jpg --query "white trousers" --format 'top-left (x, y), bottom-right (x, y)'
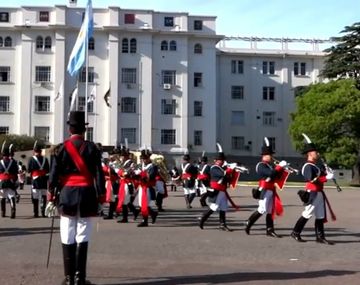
top-left (183, 187), bottom-right (196, 195)
top-left (302, 191), bottom-right (325, 219)
top-left (31, 188), bottom-right (47, 200)
top-left (60, 215), bottom-right (94, 245)
top-left (257, 190), bottom-right (274, 215)
top-left (120, 183), bottom-right (131, 205)
top-left (209, 191), bottom-right (228, 212)
top-left (0, 188), bottom-right (16, 199)
top-left (137, 187), bottom-right (155, 208)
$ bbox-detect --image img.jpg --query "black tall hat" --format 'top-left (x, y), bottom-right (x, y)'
top-left (261, 137), bottom-right (275, 155)
top-left (67, 111), bottom-right (88, 127)
top-left (120, 145), bottom-right (130, 156)
top-left (1, 141), bottom-right (10, 156)
top-left (140, 148), bottom-right (152, 159)
top-left (33, 140), bottom-right (42, 152)
top-left (215, 143), bottom-right (226, 160)
top-left (201, 151), bottom-right (208, 163)
top-left (301, 133), bottom-right (317, 154)
top-left (9, 143), bottom-right (15, 156)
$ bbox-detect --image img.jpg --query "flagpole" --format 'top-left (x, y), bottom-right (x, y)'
top-left (84, 30), bottom-right (89, 140)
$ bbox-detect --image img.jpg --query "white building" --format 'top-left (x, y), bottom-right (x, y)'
top-left (0, 4), bottom-right (327, 158)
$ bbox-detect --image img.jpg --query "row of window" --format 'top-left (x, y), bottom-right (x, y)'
top-left (231, 110), bottom-right (277, 126)
top-left (231, 60), bottom-right (307, 76)
top-left (0, 36), bottom-right (12, 47)
top-left (0, 11), bottom-right (50, 23)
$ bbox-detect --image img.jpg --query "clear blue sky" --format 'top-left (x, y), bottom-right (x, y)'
top-left (3, 0), bottom-right (360, 38)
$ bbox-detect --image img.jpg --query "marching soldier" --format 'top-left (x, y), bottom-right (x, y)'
top-left (197, 154), bottom-right (211, 207)
top-left (0, 141), bottom-right (18, 218)
top-left (291, 134), bottom-right (336, 245)
top-left (180, 153), bottom-right (198, 209)
top-left (198, 143), bottom-right (239, 231)
top-left (28, 141), bottom-right (50, 217)
top-left (244, 137), bottom-right (287, 238)
top-left (47, 111), bottom-right (105, 285)
top-left (136, 148), bottom-right (158, 227)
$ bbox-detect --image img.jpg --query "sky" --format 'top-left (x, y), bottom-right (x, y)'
top-left (4, 0), bottom-right (360, 39)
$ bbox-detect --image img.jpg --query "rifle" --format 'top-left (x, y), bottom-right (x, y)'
top-left (320, 158), bottom-right (343, 192)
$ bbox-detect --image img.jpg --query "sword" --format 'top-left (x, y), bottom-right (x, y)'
top-left (46, 213), bottom-right (55, 268)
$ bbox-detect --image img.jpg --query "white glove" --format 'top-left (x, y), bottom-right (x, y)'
top-left (45, 202), bottom-right (56, 218)
top-left (134, 169), bottom-right (141, 175)
top-left (279, 160), bottom-right (287, 168)
top-left (229, 163), bottom-right (237, 169)
top-left (326, 173), bottom-right (334, 180)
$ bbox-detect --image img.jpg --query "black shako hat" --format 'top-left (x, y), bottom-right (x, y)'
top-left (301, 133), bottom-right (317, 154)
top-left (215, 143), bottom-right (226, 160)
top-left (140, 148), bottom-right (152, 159)
top-left (261, 137), bottom-right (275, 155)
top-left (67, 111), bottom-right (88, 127)
top-left (33, 140), bottom-right (42, 153)
top-left (1, 140), bottom-right (10, 156)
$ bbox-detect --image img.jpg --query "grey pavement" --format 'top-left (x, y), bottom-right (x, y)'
top-left (0, 184), bottom-right (359, 285)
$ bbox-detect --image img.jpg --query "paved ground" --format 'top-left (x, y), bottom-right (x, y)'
top-left (0, 184), bottom-right (359, 285)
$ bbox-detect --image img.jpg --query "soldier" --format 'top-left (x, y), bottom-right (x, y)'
top-left (197, 154), bottom-right (211, 207)
top-left (47, 111), bottom-right (105, 285)
top-left (136, 148), bottom-right (158, 227)
top-left (0, 141), bottom-right (18, 218)
top-left (180, 153), bottom-right (198, 209)
top-left (168, 166), bottom-right (180, 192)
top-left (28, 141), bottom-right (50, 217)
top-left (17, 161), bottom-right (27, 191)
top-left (290, 134), bottom-right (336, 245)
top-left (198, 143), bottom-right (239, 231)
top-left (9, 144), bottom-right (21, 203)
top-left (244, 137), bottom-right (287, 238)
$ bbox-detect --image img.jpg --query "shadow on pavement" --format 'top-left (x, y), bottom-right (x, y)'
top-left (0, 226), bottom-right (59, 237)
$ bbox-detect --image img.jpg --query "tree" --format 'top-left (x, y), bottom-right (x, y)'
top-left (289, 79), bottom-right (360, 184)
top-left (321, 22), bottom-right (360, 84)
top-left (0, 134), bottom-right (39, 152)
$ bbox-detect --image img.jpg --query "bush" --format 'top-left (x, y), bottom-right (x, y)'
top-left (0, 134), bottom-right (39, 152)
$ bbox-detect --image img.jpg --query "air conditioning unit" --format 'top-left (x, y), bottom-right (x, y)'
top-left (163, 83), bottom-right (171, 90)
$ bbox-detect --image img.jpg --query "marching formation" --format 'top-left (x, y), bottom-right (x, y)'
top-left (0, 111), bottom-right (340, 285)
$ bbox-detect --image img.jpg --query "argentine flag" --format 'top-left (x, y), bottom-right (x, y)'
top-left (67, 0), bottom-right (93, 77)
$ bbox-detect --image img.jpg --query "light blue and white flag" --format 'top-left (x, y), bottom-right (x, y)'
top-left (67, 0), bottom-right (93, 77)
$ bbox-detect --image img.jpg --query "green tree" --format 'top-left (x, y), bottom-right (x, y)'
top-left (289, 79), bottom-right (360, 184)
top-left (0, 134), bottom-right (39, 152)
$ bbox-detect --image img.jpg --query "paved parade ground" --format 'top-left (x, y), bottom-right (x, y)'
top-left (0, 184), bottom-right (360, 285)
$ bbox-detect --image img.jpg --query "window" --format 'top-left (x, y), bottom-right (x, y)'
top-left (124, 13), bottom-right (135, 24)
top-left (194, 43), bottom-right (202, 54)
top-left (194, 130), bottom-right (202, 146)
top-left (39, 11), bottom-right (49, 22)
top-left (263, 87), bottom-right (275, 100)
top-left (194, 101), bottom-right (203, 116)
top-left (232, 136), bottom-right (245, 150)
top-left (36, 36), bottom-right (43, 49)
top-left (4, 36), bottom-right (11, 47)
top-left (169, 40), bottom-right (177, 51)
top-left (0, 96), bottom-right (10, 112)
top-left (231, 111), bottom-right (245, 125)
top-left (161, 99), bottom-right (176, 115)
top-left (44, 36), bottom-right (52, 49)
top-left (231, 60), bottom-right (244, 74)
top-left (0, 12), bottom-right (9, 22)
top-left (268, 137), bottom-right (276, 151)
top-left (121, 128), bottom-right (136, 144)
top-left (161, 70), bottom-right (176, 85)
top-left (86, 127), bottom-right (93, 142)
top-left (161, 129), bottom-right (176, 144)
top-left (231, 86), bottom-right (244, 99)
top-left (194, 20), bottom-right (203, 30)
top-left (35, 96), bottom-right (50, 112)
top-left (0, 126), bottom-right (9, 135)
top-left (35, 66), bottom-right (51, 82)
top-left (121, 97), bottom-right (136, 113)
top-left (79, 67), bottom-right (95, 83)
top-left (34, 126), bottom-right (50, 142)
top-left (263, 112), bottom-right (276, 126)
top-left (88, 37), bottom-right (95, 50)
top-left (164, 17), bottom-right (174, 27)
top-left (194, 72), bottom-right (202, 87)
top-left (78, 97), bottom-right (94, 113)
top-left (121, 68), bottom-right (137, 84)
top-left (0, 37), bottom-right (2, 47)
top-left (262, 61), bottom-right (275, 75)
top-left (130, 38), bottom-right (137, 53)
top-left (0, 66), bottom-right (10, 82)
top-left (160, 40), bottom-right (168, 51)
top-left (122, 38), bottom-right (129, 53)
top-left (294, 62), bottom-right (306, 76)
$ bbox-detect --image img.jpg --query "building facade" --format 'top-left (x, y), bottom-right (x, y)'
top-left (0, 4), bottom-right (326, 158)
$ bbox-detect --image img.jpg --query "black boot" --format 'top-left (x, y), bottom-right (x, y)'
top-left (137, 216), bottom-right (149, 227)
top-left (10, 197), bottom-right (16, 219)
top-left (291, 216), bottom-right (308, 242)
top-left (315, 219), bottom-right (334, 245)
top-left (199, 209), bottom-right (214, 229)
top-left (41, 195), bottom-right (47, 217)
top-left (62, 243), bottom-right (76, 285)
top-left (33, 198), bottom-right (39, 218)
top-left (149, 207), bottom-right (158, 224)
top-left (128, 203), bottom-right (139, 220)
top-left (245, 211), bottom-right (262, 235)
top-left (75, 242), bottom-right (89, 285)
top-left (103, 202), bottom-right (115, 219)
top-left (219, 211), bottom-right (233, 232)
top-left (266, 214), bottom-right (281, 238)
top-left (1, 198), bottom-right (6, 217)
top-left (156, 193), bottom-right (165, 211)
top-left (199, 193), bottom-right (208, 207)
top-left (117, 205), bottom-right (128, 223)
top-left (184, 195), bottom-right (191, 209)
top-left (188, 193), bottom-right (196, 206)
